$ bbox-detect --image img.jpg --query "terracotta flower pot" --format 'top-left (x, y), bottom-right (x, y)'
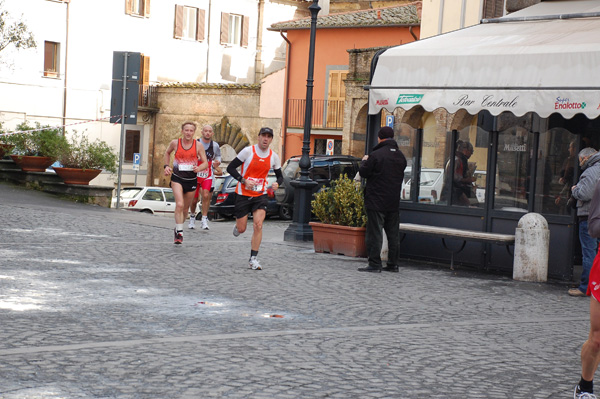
top-left (53, 167), bottom-right (102, 185)
top-left (10, 155), bottom-right (55, 172)
top-left (309, 221), bottom-right (367, 257)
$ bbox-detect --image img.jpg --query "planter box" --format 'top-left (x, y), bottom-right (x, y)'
top-left (309, 221), bottom-right (367, 258)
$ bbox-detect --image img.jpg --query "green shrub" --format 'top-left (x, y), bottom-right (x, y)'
top-left (311, 174), bottom-right (367, 227)
top-left (58, 130), bottom-right (118, 173)
top-left (5, 122), bottom-right (68, 158)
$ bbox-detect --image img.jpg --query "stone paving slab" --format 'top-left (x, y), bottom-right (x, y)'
top-left (0, 181), bottom-right (590, 398)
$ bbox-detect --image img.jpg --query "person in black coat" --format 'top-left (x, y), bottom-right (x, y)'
top-left (357, 126), bottom-right (407, 273)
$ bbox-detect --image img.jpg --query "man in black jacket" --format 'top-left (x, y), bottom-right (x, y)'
top-left (357, 126), bottom-right (407, 273)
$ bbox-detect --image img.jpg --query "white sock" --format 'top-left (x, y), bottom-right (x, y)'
top-left (189, 214), bottom-right (195, 220)
top-left (202, 216), bottom-right (208, 221)
top-left (176, 224), bottom-right (183, 231)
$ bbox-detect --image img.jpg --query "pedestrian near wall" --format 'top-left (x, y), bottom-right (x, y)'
top-left (357, 126), bottom-right (407, 273)
top-left (570, 147), bottom-right (600, 296)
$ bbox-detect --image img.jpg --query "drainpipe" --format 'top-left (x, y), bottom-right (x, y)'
top-left (255, 0), bottom-right (265, 83)
top-left (62, 0), bottom-right (70, 134)
top-left (409, 26), bottom-right (418, 41)
top-left (280, 30), bottom-right (291, 161)
top-left (205, 0), bottom-right (212, 82)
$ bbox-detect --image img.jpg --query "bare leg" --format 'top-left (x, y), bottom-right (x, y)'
top-left (236, 214), bottom-right (249, 234)
top-left (201, 189), bottom-right (211, 217)
top-left (581, 296), bottom-right (600, 381)
top-left (251, 209), bottom-right (266, 251)
top-left (172, 182), bottom-right (186, 224)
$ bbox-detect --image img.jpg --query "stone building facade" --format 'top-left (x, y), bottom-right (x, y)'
top-left (149, 83), bottom-right (282, 187)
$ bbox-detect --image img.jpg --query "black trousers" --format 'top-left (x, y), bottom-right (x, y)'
top-left (365, 208), bottom-right (400, 268)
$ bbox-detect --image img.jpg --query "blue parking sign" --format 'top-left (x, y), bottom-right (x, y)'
top-left (386, 115), bottom-right (394, 128)
top-left (133, 153), bottom-right (140, 171)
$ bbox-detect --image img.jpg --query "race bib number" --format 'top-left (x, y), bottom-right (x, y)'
top-left (247, 177), bottom-right (265, 192)
top-left (178, 164), bottom-right (194, 172)
top-left (197, 170), bottom-right (209, 178)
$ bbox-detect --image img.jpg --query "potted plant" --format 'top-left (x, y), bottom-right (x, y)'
top-left (310, 174), bottom-right (368, 257)
top-left (6, 122), bottom-right (68, 171)
top-left (0, 126), bottom-right (13, 160)
top-left (54, 131), bottom-right (118, 185)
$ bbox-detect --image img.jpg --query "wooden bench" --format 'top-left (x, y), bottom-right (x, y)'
top-left (398, 223), bottom-right (516, 270)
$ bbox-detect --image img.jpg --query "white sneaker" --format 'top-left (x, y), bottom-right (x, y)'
top-left (201, 218), bottom-right (209, 230)
top-left (188, 216), bottom-right (195, 229)
top-left (233, 225), bottom-right (240, 237)
top-left (248, 256), bottom-right (262, 270)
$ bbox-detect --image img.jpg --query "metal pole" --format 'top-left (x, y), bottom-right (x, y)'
top-left (116, 53), bottom-right (128, 209)
top-left (283, 0), bottom-right (320, 242)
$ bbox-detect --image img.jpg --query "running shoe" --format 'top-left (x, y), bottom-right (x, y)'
top-left (188, 216), bottom-right (195, 229)
top-left (174, 229), bottom-right (183, 245)
top-left (574, 385), bottom-right (597, 399)
top-left (201, 218), bottom-right (209, 230)
top-left (248, 256), bottom-right (262, 270)
top-left (233, 225), bottom-right (240, 237)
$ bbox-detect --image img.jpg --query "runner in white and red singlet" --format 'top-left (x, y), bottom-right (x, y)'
top-left (189, 124), bottom-right (221, 230)
top-left (226, 127), bottom-right (283, 270)
top-left (163, 122), bottom-right (208, 244)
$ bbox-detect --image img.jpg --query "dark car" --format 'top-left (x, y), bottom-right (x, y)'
top-left (208, 174), bottom-right (280, 219)
top-left (275, 154), bottom-right (361, 220)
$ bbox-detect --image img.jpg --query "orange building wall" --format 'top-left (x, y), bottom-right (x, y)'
top-left (286, 26), bottom-right (420, 101)
top-left (283, 25), bottom-right (420, 159)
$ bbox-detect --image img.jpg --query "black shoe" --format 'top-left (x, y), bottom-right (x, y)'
top-left (381, 265), bottom-right (399, 272)
top-left (358, 266), bottom-right (381, 273)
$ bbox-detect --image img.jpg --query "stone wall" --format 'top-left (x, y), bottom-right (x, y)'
top-left (150, 84), bottom-right (282, 187)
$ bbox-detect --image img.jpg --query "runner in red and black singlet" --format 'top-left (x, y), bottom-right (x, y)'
top-left (164, 121), bottom-right (208, 244)
top-left (226, 127), bottom-right (283, 270)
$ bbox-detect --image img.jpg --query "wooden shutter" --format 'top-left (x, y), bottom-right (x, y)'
top-left (143, 0), bottom-right (150, 17)
top-left (125, 0), bottom-right (133, 15)
top-left (241, 15), bottom-right (249, 47)
top-left (125, 130), bottom-right (141, 162)
top-left (326, 70), bottom-right (348, 128)
top-left (174, 5), bottom-right (183, 39)
top-left (196, 9), bottom-right (205, 41)
top-left (141, 55), bottom-right (150, 86)
top-left (483, 0), bottom-right (504, 18)
top-left (220, 13), bottom-right (229, 44)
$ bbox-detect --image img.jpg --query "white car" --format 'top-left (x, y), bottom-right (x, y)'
top-left (401, 168), bottom-right (445, 204)
top-left (111, 186), bottom-right (175, 215)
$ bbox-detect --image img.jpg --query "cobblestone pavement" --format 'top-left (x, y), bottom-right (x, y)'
top-left (0, 182), bottom-right (590, 398)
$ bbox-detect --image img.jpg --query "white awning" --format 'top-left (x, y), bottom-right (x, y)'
top-left (368, 0), bottom-right (600, 119)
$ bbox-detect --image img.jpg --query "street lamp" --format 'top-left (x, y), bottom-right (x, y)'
top-left (284, 0), bottom-right (320, 242)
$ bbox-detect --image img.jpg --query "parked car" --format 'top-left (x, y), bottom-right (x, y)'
top-left (401, 168), bottom-right (445, 204)
top-left (209, 173), bottom-right (280, 219)
top-left (275, 154), bottom-right (361, 220)
top-left (111, 186), bottom-right (175, 215)
top-left (401, 167), bottom-right (487, 204)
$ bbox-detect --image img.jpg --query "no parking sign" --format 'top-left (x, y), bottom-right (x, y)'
top-left (326, 139), bottom-right (334, 155)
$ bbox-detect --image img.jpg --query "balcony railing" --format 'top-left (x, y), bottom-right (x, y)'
top-left (139, 85), bottom-right (158, 109)
top-left (287, 99), bottom-right (344, 129)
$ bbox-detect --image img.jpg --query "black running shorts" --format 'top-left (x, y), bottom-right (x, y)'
top-left (170, 174), bottom-right (197, 193)
top-left (235, 194), bottom-right (268, 219)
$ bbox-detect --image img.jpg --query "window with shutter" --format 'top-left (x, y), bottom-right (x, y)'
top-left (126, 0), bottom-right (149, 17)
top-left (43, 41), bottom-right (59, 78)
top-left (125, 130), bottom-right (141, 162)
top-left (174, 5), bottom-right (205, 41)
top-left (221, 13), bottom-right (245, 46)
